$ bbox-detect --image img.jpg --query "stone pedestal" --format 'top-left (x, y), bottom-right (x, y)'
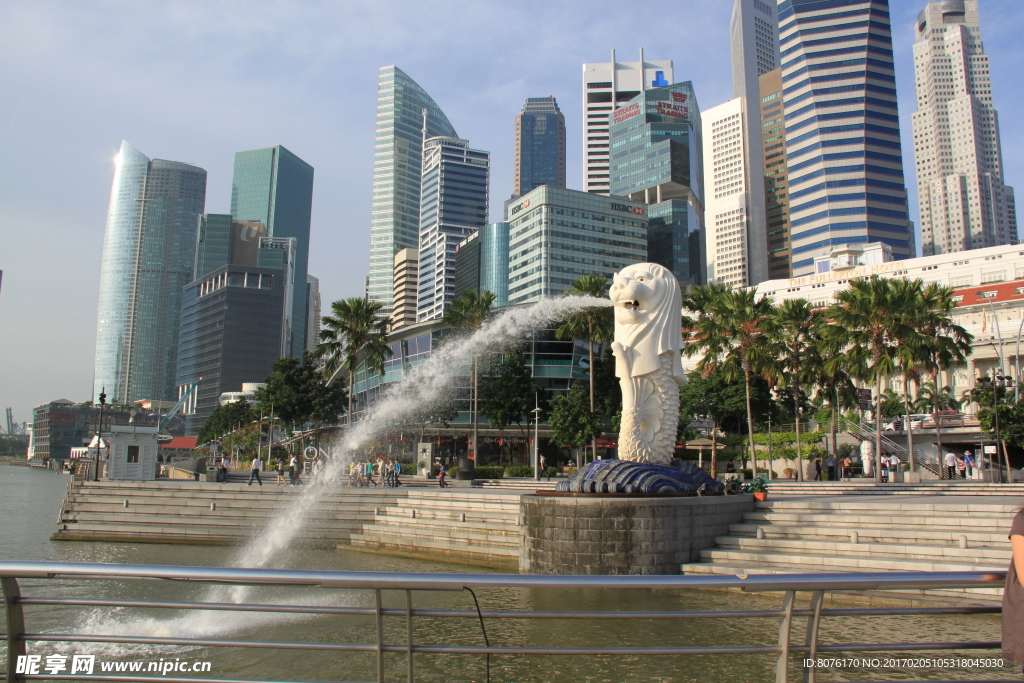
top-left (519, 494), bottom-right (754, 575)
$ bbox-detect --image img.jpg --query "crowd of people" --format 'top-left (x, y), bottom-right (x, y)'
top-left (347, 456), bottom-right (405, 488)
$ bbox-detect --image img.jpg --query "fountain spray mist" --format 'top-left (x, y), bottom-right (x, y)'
top-left (226, 295), bottom-right (610, 581)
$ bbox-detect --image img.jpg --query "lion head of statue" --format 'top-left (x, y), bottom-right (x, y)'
top-left (609, 262), bottom-right (685, 383)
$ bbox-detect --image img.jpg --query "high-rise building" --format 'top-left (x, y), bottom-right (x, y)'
top-left (306, 274), bottom-right (320, 353)
top-left (505, 186), bottom-right (647, 305)
top-left (513, 97), bottom-right (566, 198)
top-left (703, 98), bottom-right (753, 288)
top-left (368, 66), bottom-right (459, 317)
top-left (416, 136), bottom-right (489, 322)
top-left (759, 69), bottom-right (792, 280)
top-left (729, 0), bottom-right (780, 286)
top-left (230, 145), bottom-right (313, 359)
top-left (454, 222), bottom-right (511, 308)
top-left (582, 50), bottom-right (673, 195)
top-left (779, 0), bottom-right (912, 277)
top-left (94, 140), bottom-right (207, 404)
top-left (194, 215), bottom-right (268, 280)
top-left (912, 0), bottom-right (1016, 255)
top-left (392, 248), bottom-right (419, 330)
top-left (175, 238), bottom-right (295, 436)
top-left (609, 81), bottom-right (705, 286)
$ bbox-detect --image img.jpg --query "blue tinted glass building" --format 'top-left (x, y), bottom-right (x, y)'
top-left (779, 0), bottom-right (912, 276)
top-left (230, 145), bottom-right (313, 357)
top-left (513, 97), bottom-right (566, 198)
top-left (417, 137), bottom-right (489, 321)
top-left (608, 82), bottom-right (705, 285)
top-left (454, 222), bottom-right (511, 308)
top-left (94, 140), bottom-right (207, 404)
top-left (368, 66), bottom-right (459, 317)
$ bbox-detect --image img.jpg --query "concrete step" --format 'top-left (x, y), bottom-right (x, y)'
top-left (360, 521), bottom-right (518, 542)
top-left (742, 511), bottom-right (1015, 528)
top-left (696, 547), bottom-right (1005, 574)
top-left (712, 536), bottom-right (1011, 562)
top-left (727, 523), bottom-right (1009, 546)
top-left (348, 533), bottom-right (519, 555)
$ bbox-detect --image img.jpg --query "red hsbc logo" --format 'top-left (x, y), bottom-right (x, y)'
top-left (523, 199), bottom-right (530, 208)
top-left (633, 207), bottom-right (645, 216)
top-left (610, 202), bottom-right (645, 216)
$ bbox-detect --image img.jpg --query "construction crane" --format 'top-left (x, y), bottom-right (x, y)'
top-left (157, 378), bottom-right (202, 439)
top-left (3, 408), bottom-right (26, 436)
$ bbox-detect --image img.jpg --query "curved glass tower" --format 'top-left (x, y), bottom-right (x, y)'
top-left (368, 66), bottom-right (458, 317)
top-left (94, 140), bottom-right (207, 404)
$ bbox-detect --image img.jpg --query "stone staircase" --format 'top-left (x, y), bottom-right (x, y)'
top-left (347, 490), bottom-right (521, 568)
top-left (682, 496), bottom-right (1017, 602)
top-left (768, 480), bottom-right (1024, 495)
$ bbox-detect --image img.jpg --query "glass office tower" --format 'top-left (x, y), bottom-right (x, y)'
top-left (416, 136), bottom-right (489, 322)
top-left (513, 97), bottom-right (566, 198)
top-left (94, 140), bottom-right (207, 404)
top-left (230, 145), bottom-right (313, 358)
top-left (608, 81), bottom-right (705, 285)
top-left (454, 222), bottom-right (511, 308)
top-left (779, 0), bottom-right (912, 276)
top-left (368, 66), bottom-right (459, 317)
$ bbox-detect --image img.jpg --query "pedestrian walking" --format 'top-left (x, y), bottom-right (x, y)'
top-left (366, 460), bottom-right (375, 487)
top-left (889, 454), bottom-right (902, 480)
top-left (540, 454), bottom-right (548, 479)
top-left (944, 451), bottom-right (957, 480)
top-left (275, 459), bottom-right (285, 485)
top-left (956, 454), bottom-right (967, 479)
top-left (965, 450), bottom-right (975, 479)
top-left (376, 459), bottom-right (385, 488)
top-left (220, 455), bottom-right (230, 484)
top-left (840, 455), bottom-right (852, 480)
top-left (385, 459), bottom-right (395, 488)
top-left (394, 461), bottom-right (402, 487)
top-left (813, 456), bottom-right (822, 481)
top-left (248, 456), bottom-right (263, 486)
top-left (826, 454), bottom-right (837, 481)
top-left (288, 455), bottom-right (298, 486)
top-left (438, 462), bottom-right (448, 488)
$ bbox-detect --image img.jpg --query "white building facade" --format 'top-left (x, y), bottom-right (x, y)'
top-left (582, 50), bottom-right (673, 195)
top-left (911, 0), bottom-right (1016, 256)
top-left (703, 98), bottom-right (752, 288)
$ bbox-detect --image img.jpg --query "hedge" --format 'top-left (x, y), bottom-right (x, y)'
top-left (472, 466), bottom-right (505, 479)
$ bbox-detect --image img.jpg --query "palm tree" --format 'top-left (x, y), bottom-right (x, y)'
top-left (770, 299), bottom-right (822, 481)
top-left (314, 298), bottom-right (392, 426)
top-left (685, 286), bottom-right (777, 477)
top-left (443, 290), bottom-right (497, 464)
top-left (825, 276), bottom-right (920, 482)
top-left (556, 275), bottom-right (613, 463)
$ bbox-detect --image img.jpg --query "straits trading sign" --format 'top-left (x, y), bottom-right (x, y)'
top-left (784, 260), bottom-right (898, 287)
top-left (613, 102), bottom-right (641, 124)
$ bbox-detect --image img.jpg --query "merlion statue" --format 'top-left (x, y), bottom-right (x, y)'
top-left (610, 263), bottom-right (686, 464)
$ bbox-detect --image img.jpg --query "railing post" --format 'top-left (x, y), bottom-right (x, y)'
top-left (2, 577), bottom-right (26, 683)
top-left (375, 588), bottom-right (385, 683)
top-left (801, 590), bottom-right (824, 683)
top-left (775, 590), bottom-right (796, 683)
top-left (406, 590), bottom-right (414, 683)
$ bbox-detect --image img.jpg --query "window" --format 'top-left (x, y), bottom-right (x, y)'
top-left (127, 445), bottom-right (139, 464)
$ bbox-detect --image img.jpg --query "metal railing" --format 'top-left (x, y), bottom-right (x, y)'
top-left (0, 561), bottom-right (1010, 683)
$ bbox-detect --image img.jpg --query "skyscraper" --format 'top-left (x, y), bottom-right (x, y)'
top-left (306, 274), bottom-right (321, 353)
top-left (230, 145), bottom-right (313, 358)
top-left (94, 140), bottom-right (207, 404)
top-left (759, 69), bottom-right (793, 280)
top-left (368, 66), bottom-right (459, 317)
top-left (729, 0), bottom-right (780, 285)
top-left (454, 222), bottom-right (511, 308)
top-left (513, 97), bottom-right (566, 198)
top-left (780, 0), bottom-right (912, 277)
top-left (582, 50), bottom-right (673, 195)
top-left (609, 81), bottom-right (705, 285)
top-left (416, 136), bottom-right (489, 322)
top-left (703, 98), bottom-right (752, 288)
top-left (392, 248), bottom-right (419, 330)
top-left (912, 0), bottom-right (1016, 255)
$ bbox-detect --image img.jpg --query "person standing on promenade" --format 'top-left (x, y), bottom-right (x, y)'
top-left (1001, 507), bottom-right (1024, 668)
top-left (220, 455), bottom-right (230, 484)
top-left (275, 459), bottom-right (285, 485)
top-left (394, 461), bottom-right (402, 487)
top-left (438, 462), bottom-right (448, 488)
top-left (813, 456), bottom-right (822, 481)
top-left (385, 459), bottom-right (395, 488)
top-left (889, 454), bottom-right (901, 480)
top-left (287, 455), bottom-right (298, 486)
top-left (248, 456), bottom-right (263, 486)
top-left (964, 450), bottom-right (975, 479)
top-left (826, 454), bottom-right (837, 481)
top-left (956, 454), bottom-right (967, 479)
top-left (540, 454), bottom-right (548, 480)
top-left (945, 451), bottom-right (957, 480)
top-left (840, 455), bottom-right (851, 480)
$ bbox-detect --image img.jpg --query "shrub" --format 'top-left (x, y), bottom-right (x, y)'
top-left (473, 466), bottom-right (505, 479)
top-left (504, 465), bottom-right (537, 478)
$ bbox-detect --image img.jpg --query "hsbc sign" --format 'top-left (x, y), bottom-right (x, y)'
top-left (509, 198), bottom-right (532, 217)
top-left (610, 202), bottom-right (646, 216)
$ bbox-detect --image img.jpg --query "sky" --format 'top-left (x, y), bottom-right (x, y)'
top-left (2, 0), bottom-right (1023, 427)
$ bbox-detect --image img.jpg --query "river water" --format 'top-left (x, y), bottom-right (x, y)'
top-left (0, 467), bottom-right (1012, 682)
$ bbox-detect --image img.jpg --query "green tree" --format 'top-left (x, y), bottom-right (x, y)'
top-left (479, 349), bottom-right (546, 439)
top-left (825, 276), bottom-right (921, 481)
top-left (442, 289), bottom-right (496, 463)
top-left (549, 384), bottom-right (600, 465)
top-left (769, 299), bottom-right (822, 481)
top-left (684, 286), bottom-right (777, 477)
top-left (197, 399), bottom-right (258, 445)
top-left (256, 352), bottom-right (347, 432)
top-left (315, 297), bottom-right (392, 423)
top-left (965, 376), bottom-right (1019, 477)
top-left (556, 274), bottom-right (613, 462)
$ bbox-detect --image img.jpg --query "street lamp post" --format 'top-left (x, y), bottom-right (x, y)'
top-left (94, 388), bottom-right (106, 482)
top-left (980, 370), bottom-right (1013, 484)
top-left (532, 394), bottom-right (542, 481)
